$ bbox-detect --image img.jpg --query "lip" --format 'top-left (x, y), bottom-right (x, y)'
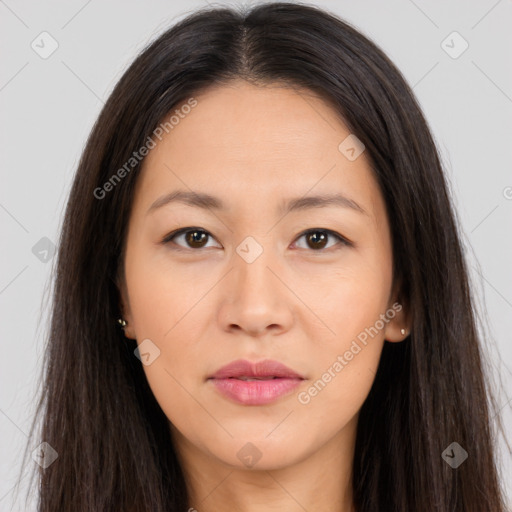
top-left (207, 359), bottom-right (305, 406)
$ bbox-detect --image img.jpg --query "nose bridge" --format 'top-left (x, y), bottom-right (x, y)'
top-left (221, 233), bottom-right (291, 333)
top-left (233, 234), bottom-right (278, 299)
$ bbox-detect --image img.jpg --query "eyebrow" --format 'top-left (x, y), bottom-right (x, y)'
top-left (146, 189), bottom-right (368, 216)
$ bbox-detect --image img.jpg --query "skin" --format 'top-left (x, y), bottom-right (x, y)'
top-left (118, 79), bottom-right (410, 512)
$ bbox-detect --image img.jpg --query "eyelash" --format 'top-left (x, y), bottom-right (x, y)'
top-left (161, 227), bottom-right (352, 252)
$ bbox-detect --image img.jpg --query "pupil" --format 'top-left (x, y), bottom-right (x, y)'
top-left (308, 231), bottom-right (327, 249)
top-left (186, 230), bottom-right (207, 247)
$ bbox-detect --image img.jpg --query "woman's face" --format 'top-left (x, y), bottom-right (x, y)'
top-left (119, 80), bottom-right (407, 472)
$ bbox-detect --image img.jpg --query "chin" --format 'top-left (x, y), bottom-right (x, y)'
top-left (207, 435), bottom-right (307, 471)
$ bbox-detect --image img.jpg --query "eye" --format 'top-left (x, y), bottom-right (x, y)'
top-left (162, 227), bottom-right (351, 252)
top-left (162, 227), bottom-right (219, 250)
top-left (293, 229), bottom-right (351, 251)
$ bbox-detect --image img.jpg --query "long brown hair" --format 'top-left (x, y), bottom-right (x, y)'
top-left (16, 2), bottom-right (509, 510)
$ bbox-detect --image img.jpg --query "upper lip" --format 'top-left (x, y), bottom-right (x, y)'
top-left (208, 359), bottom-right (305, 380)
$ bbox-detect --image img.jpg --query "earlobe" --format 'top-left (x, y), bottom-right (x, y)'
top-left (384, 324), bottom-right (410, 343)
top-left (116, 270), bottom-right (137, 340)
top-left (117, 317), bottom-right (137, 340)
top-left (117, 299), bottom-right (137, 339)
top-left (384, 281), bottom-right (411, 342)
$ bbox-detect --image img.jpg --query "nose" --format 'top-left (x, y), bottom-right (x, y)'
top-left (218, 244), bottom-right (294, 337)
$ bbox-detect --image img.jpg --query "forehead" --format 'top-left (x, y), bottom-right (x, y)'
top-left (153, 80), bottom-right (353, 166)
top-left (133, 80), bottom-right (383, 222)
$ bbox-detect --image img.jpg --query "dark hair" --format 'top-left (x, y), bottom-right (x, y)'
top-left (16, 2), bottom-right (509, 510)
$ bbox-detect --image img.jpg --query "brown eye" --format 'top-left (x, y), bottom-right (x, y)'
top-left (163, 227), bottom-right (350, 252)
top-left (294, 229), bottom-right (350, 251)
top-left (184, 230), bottom-right (208, 248)
top-left (306, 231), bottom-right (328, 250)
top-left (163, 228), bottom-right (220, 250)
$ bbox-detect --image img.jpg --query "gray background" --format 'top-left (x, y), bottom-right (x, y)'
top-left (1, 0), bottom-right (511, 509)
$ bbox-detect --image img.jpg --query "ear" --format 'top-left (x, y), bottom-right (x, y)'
top-left (116, 265), bottom-right (137, 340)
top-left (383, 276), bottom-right (411, 343)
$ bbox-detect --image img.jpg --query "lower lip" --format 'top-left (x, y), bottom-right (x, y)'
top-left (209, 377), bottom-right (303, 405)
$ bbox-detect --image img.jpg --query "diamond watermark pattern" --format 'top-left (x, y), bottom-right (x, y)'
top-left (134, 338), bottom-right (161, 366)
top-left (236, 236), bottom-right (263, 264)
top-left (31, 31), bottom-right (59, 59)
top-left (237, 442), bottom-right (263, 468)
top-left (441, 31), bottom-right (469, 59)
top-left (338, 134), bottom-right (365, 161)
top-left (31, 442), bottom-right (58, 469)
top-left (31, 236), bottom-right (56, 263)
top-left (442, 441), bottom-right (468, 468)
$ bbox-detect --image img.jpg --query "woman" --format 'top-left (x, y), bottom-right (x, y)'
top-left (19, 2), bottom-right (508, 510)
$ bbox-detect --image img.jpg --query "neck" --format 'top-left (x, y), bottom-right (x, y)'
top-left (171, 416), bottom-right (358, 512)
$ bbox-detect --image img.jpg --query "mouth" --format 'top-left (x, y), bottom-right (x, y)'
top-left (207, 359), bottom-right (305, 405)
top-left (207, 358), bottom-right (305, 380)
top-left (230, 376), bottom-right (280, 381)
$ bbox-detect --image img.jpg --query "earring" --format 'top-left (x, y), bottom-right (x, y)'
top-left (400, 328), bottom-right (407, 336)
top-left (117, 318), bottom-right (127, 328)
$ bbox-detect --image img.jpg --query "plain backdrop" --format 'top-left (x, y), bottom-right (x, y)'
top-left (1, 0), bottom-right (511, 509)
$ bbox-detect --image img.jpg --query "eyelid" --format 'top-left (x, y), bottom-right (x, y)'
top-left (161, 227), bottom-right (220, 249)
top-left (296, 228), bottom-right (352, 248)
top-left (161, 227), bottom-right (352, 251)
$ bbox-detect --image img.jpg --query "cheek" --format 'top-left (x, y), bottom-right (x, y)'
top-left (298, 248), bottom-right (393, 349)
top-left (291, 275), bottom-right (390, 447)
top-left (287, 342), bottom-right (380, 462)
top-left (294, 250), bottom-right (392, 413)
top-left (125, 243), bottom-right (205, 337)
top-left (124, 258), bottom-right (213, 438)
